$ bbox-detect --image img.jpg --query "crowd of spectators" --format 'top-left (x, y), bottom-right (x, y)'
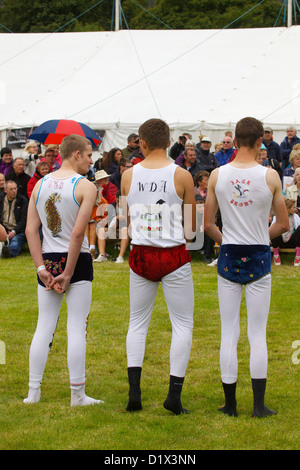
top-left (0, 125), bottom-right (299, 265)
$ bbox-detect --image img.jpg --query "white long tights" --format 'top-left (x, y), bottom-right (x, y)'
top-left (127, 263), bottom-right (194, 378)
top-left (218, 274), bottom-right (271, 384)
top-left (27, 281), bottom-right (92, 389)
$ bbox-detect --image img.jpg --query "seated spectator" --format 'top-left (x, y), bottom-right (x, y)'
top-left (106, 190), bottom-right (129, 264)
top-left (195, 136), bottom-right (220, 173)
top-left (122, 133), bottom-right (139, 159)
top-left (280, 126), bottom-right (300, 171)
top-left (93, 172), bottom-right (110, 263)
top-left (256, 143), bottom-right (282, 179)
top-left (0, 180), bottom-right (28, 258)
top-left (194, 170), bottom-right (215, 263)
top-left (0, 173), bottom-right (5, 193)
top-left (179, 147), bottom-right (204, 178)
top-left (102, 147), bottom-right (124, 174)
top-left (175, 140), bottom-right (197, 165)
top-left (194, 169), bottom-right (209, 201)
top-left (86, 178), bottom-right (109, 260)
top-left (262, 127), bottom-right (282, 166)
top-left (283, 147), bottom-right (300, 178)
top-left (40, 148), bottom-right (61, 172)
top-left (27, 161), bottom-right (51, 198)
top-left (214, 142), bottom-right (223, 154)
top-left (0, 147), bottom-right (13, 176)
top-left (215, 136), bottom-right (236, 165)
top-left (0, 223), bottom-right (7, 242)
top-left (23, 140), bottom-right (43, 176)
top-left (271, 198), bottom-right (300, 267)
top-left (109, 157), bottom-right (133, 190)
top-left (94, 170), bottom-right (117, 205)
top-left (5, 157), bottom-right (31, 199)
top-left (285, 167), bottom-right (300, 211)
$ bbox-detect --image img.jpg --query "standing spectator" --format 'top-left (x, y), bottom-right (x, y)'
top-left (196, 136), bottom-right (220, 173)
top-left (23, 141), bottom-right (43, 176)
top-left (262, 127), bottom-right (282, 166)
top-left (0, 180), bottom-right (28, 258)
top-left (215, 136), bottom-right (235, 166)
top-left (280, 126), bottom-right (300, 171)
top-left (41, 148), bottom-right (61, 172)
top-left (46, 144), bottom-right (62, 165)
top-left (169, 132), bottom-right (192, 160)
top-left (5, 157), bottom-right (31, 199)
top-left (122, 133), bottom-right (139, 159)
top-left (0, 147), bottom-right (13, 176)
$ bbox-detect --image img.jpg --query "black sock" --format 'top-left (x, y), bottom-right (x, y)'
top-left (163, 375), bottom-right (188, 415)
top-left (252, 378), bottom-right (277, 418)
top-left (218, 382), bottom-right (237, 417)
top-left (126, 367), bottom-right (142, 411)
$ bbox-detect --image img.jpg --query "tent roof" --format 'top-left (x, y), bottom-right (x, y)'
top-left (0, 26), bottom-right (299, 131)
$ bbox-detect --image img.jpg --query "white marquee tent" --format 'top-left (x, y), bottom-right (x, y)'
top-left (0, 26), bottom-right (299, 154)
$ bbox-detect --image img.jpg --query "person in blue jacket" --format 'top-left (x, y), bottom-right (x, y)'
top-left (280, 126), bottom-right (300, 171)
top-left (215, 137), bottom-right (236, 166)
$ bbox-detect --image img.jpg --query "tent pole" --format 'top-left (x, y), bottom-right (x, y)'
top-left (115, 0), bottom-right (120, 31)
top-left (288, 0), bottom-right (293, 27)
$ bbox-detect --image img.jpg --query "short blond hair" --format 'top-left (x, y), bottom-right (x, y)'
top-left (60, 134), bottom-right (91, 160)
top-left (289, 149), bottom-right (300, 164)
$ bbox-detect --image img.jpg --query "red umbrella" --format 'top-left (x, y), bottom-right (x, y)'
top-left (28, 119), bottom-right (102, 147)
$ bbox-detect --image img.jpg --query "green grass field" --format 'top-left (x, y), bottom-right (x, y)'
top-left (0, 248), bottom-right (299, 451)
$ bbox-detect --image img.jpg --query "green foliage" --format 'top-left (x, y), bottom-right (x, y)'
top-left (0, 0), bottom-right (294, 33)
top-left (0, 249), bottom-right (299, 450)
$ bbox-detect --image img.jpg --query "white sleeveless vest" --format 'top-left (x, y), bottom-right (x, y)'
top-left (36, 173), bottom-right (89, 253)
top-left (215, 164), bottom-right (273, 246)
top-left (126, 163), bottom-right (186, 247)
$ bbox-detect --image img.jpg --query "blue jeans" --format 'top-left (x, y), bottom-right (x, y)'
top-left (9, 232), bottom-right (27, 257)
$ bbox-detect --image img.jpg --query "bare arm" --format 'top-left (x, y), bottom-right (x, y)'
top-left (203, 168), bottom-right (222, 245)
top-left (25, 181), bottom-right (54, 290)
top-left (0, 224), bottom-right (7, 242)
top-left (174, 167), bottom-right (196, 241)
top-left (267, 169), bottom-right (289, 240)
top-left (49, 178), bottom-right (97, 293)
top-left (120, 167), bottom-right (133, 239)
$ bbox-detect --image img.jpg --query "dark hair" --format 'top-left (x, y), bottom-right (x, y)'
top-left (1, 147), bottom-right (12, 158)
top-left (139, 118), bottom-right (170, 150)
top-left (118, 157), bottom-right (131, 167)
top-left (102, 147), bottom-right (123, 172)
top-left (194, 170), bottom-right (210, 186)
top-left (127, 133), bottom-right (138, 143)
top-left (235, 117), bottom-right (264, 149)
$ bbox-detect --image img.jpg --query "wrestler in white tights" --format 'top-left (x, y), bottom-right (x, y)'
top-left (127, 263), bottom-right (194, 378)
top-left (24, 281), bottom-right (102, 406)
top-left (218, 274), bottom-right (271, 384)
